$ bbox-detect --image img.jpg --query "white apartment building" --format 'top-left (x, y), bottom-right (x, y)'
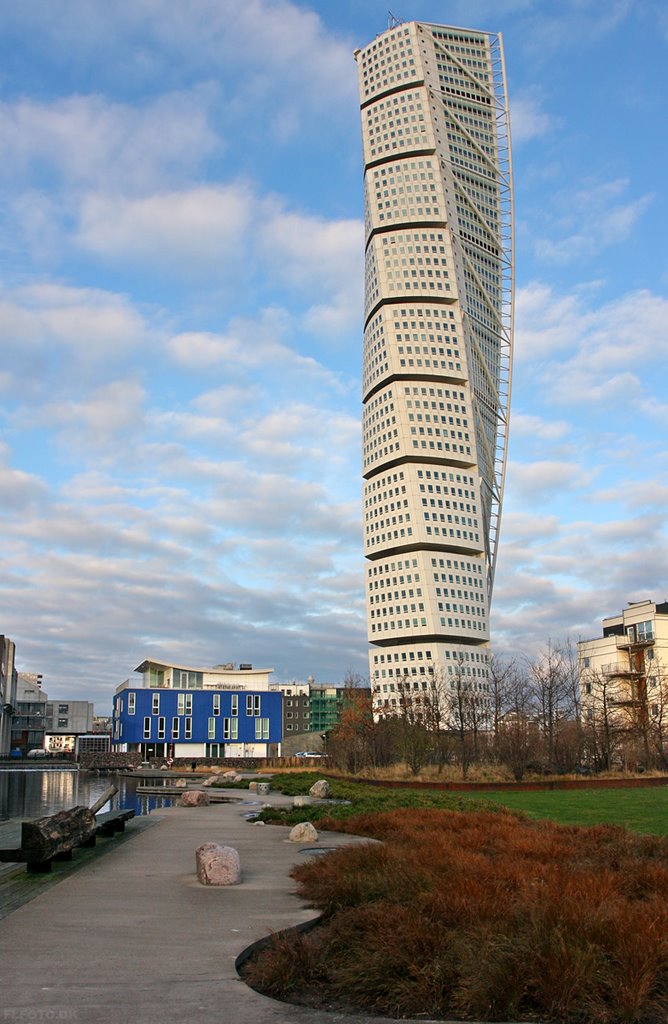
top-left (354, 20), bottom-right (514, 716)
top-left (118, 659), bottom-right (275, 693)
top-left (578, 600), bottom-right (668, 733)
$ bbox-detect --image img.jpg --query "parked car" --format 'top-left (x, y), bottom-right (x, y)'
top-left (294, 751), bottom-right (322, 758)
top-left (27, 748), bottom-right (48, 758)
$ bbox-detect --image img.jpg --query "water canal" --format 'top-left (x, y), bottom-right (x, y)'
top-left (0, 768), bottom-right (174, 821)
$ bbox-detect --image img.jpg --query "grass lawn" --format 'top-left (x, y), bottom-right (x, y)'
top-left (462, 785), bottom-right (668, 835)
top-left (255, 771), bottom-right (668, 836)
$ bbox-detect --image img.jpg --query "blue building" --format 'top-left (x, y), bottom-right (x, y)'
top-left (112, 659), bottom-right (282, 759)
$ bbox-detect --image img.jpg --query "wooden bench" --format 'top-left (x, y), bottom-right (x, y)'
top-left (95, 808), bottom-right (136, 837)
top-left (0, 804), bottom-right (136, 873)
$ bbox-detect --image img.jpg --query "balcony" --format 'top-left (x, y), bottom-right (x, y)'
top-left (601, 662), bottom-right (642, 678)
top-left (616, 633), bottom-right (654, 649)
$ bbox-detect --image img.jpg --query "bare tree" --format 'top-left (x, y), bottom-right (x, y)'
top-left (445, 657), bottom-right (477, 780)
top-left (581, 669), bottom-right (626, 771)
top-left (643, 655), bottom-right (668, 769)
top-left (530, 641), bottom-right (575, 769)
top-left (488, 653), bottom-right (516, 762)
top-left (494, 663), bottom-right (539, 781)
top-left (396, 674), bottom-right (433, 775)
top-left (422, 668), bottom-right (451, 772)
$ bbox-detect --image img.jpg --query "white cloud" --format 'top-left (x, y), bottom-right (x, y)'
top-left (0, 0), bottom-right (356, 117)
top-left (42, 378), bottom-right (147, 447)
top-left (510, 95), bottom-right (554, 143)
top-left (77, 184), bottom-right (253, 275)
top-left (539, 289), bottom-right (668, 409)
top-left (260, 211), bottom-right (363, 291)
top-left (510, 412), bottom-right (570, 442)
top-left (493, 503), bottom-right (668, 657)
top-left (507, 459), bottom-right (590, 504)
top-left (0, 283), bottom-right (152, 398)
top-left (166, 309), bottom-right (351, 394)
top-left (0, 92), bottom-right (218, 193)
top-left (535, 178), bottom-right (653, 263)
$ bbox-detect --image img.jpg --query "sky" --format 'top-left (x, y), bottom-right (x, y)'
top-left (0, 0), bottom-right (667, 711)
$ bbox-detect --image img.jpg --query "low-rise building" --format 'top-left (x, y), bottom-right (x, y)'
top-left (269, 681), bottom-right (311, 736)
top-left (309, 683), bottom-right (344, 733)
top-left (44, 699), bottom-right (95, 754)
top-left (578, 600), bottom-right (668, 766)
top-left (10, 672), bottom-right (47, 754)
top-left (112, 658), bottom-right (281, 759)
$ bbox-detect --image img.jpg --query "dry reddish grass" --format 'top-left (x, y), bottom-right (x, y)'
top-left (243, 809), bottom-right (668, 1022)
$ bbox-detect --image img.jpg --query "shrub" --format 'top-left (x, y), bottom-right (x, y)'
top-left (242, 808), bottom-right (668, 1023)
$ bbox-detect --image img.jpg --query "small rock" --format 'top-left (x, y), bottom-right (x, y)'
top-left (174, 778), bottom-right (187, 788)
top-left (196, 843), bottom-right (241, 885)
top-left (254, 820), bottom-right (265, 826)
top-left (223, 770), bottom-right (238, 778)
top-left (181, 790), bottom-right (210, 806)
top-left (289, 821), bottom-right (318, 843)
top-left (202, 776), bottom-right (218, 787)
top-left (248, 781), bottom-right (258, 792)
top-left (293, 795), bottom-right (312, 808)
top-left (309, 779), bottom-right (330, 799)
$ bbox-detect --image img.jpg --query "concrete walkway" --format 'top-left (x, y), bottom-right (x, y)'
top-left (0, 788), bottom-right (438, 1024)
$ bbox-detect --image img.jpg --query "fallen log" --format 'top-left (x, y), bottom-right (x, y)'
top-left (21, 806), bottom-right (97, 862)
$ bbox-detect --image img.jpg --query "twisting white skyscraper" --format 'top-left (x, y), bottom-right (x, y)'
top-left (355, 20), bottom-right (514, 716)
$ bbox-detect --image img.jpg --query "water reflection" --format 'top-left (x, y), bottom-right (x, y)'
top-left (0, 770), bottom-right (174, 821)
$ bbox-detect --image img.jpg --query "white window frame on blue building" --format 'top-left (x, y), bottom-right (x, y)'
top-left (128, 693), bottom-right (136, 715)
top-left (208, 717), bottom-right (216, 740)
top-left (223, 718), bottom-right (238, 740)
top-left (143, 717), bottom-right (151, 739)
top-left (172, 717), bottom-right (179, 739)
top-left (246, 695), bottom-right (261, 716)
top-left (185, 717), bottom-right (192, 739)
top-left (152, 693), bottom-right (160, 715)
top-left (254, 717), bottom-right (269, 740)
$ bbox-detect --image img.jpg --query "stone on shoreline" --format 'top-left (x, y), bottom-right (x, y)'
top-left (289, 822), bottom-right (318, 843)
top-left (309, 779), bottom-right (330, 799)
top-left (181, 790), bottom-right (210, 806)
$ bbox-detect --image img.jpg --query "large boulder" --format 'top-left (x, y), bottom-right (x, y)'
top-left (181, 790), bottom-right (210, 807)
top-left (196, 843), bottom-right (241, 885)
top-left (293, 795), bottom-right (312, 808)
top-left (202, 776), bottom-right (218, 787)
top-left (309, 779), bottom-right (330, 799)
top-left (289, 821), bottom-right (318, 843)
